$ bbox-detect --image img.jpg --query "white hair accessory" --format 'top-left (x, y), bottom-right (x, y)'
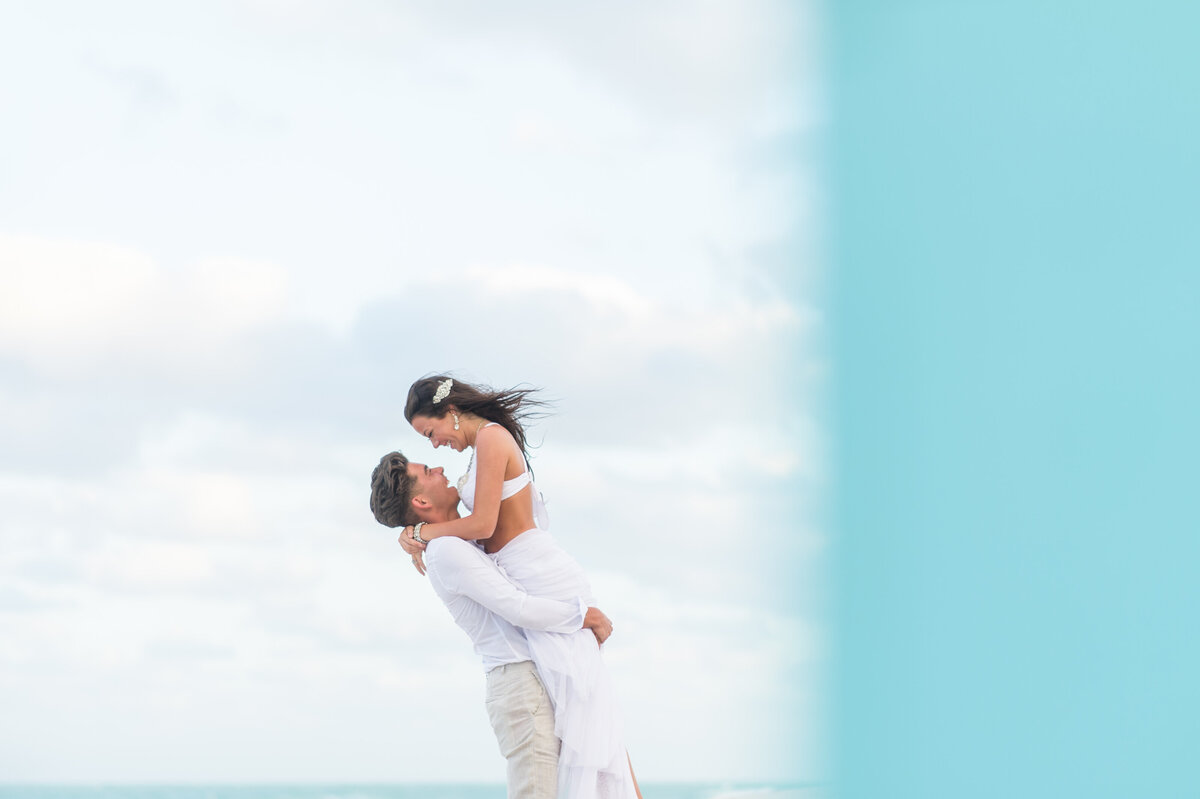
top-left (432, 378), bottom-right (453, 404)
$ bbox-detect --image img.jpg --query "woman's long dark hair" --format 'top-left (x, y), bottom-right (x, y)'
top-left (404, 374), bottom-right (551, 465)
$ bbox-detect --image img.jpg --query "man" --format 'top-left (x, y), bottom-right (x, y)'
top-left (369, 451), bottom-right (612, 799)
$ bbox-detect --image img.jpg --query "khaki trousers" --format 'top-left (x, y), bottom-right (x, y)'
top-left (485, 660), bottom-right (560, 799)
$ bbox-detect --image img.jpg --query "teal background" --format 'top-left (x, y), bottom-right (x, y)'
top-left (829, 2), bottom-right (1200, 797)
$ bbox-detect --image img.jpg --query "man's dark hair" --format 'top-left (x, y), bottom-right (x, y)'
top-left (370, 451), bottom-right (418, 528)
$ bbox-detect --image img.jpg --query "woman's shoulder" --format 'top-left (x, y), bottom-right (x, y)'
top-left (476, 421), bottom-right (515, 445)
top-left (474, 422), bottom-right (525, 477)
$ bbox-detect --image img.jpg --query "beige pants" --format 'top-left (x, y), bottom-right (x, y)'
top-left (486, 660), bottom-right (560, 799)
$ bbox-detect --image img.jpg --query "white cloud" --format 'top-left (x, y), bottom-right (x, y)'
top-left (590, 569), bottom-right (823, 779)
top-left (86, 539), bottom-right (217, 590)
top-left (464, 265), bottom-right (656, 317)
top-left (0, 234), bottom-right (157, 338)
top-left (372, 262), bottom-right (815, 412)
top-left (0, 234), bottom-right (291, 378)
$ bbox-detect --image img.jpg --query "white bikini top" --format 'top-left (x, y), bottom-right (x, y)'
top-left (457, 423), bottom-right (549, 529)
top-left (458, 465), bottom-right (531, 506)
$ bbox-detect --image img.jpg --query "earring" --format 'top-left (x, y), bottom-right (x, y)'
top-left (452, 412), bottom-right (460, 430)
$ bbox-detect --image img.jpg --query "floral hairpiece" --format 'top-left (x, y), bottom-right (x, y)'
top-left (432, 378), bottom-right (453, 404)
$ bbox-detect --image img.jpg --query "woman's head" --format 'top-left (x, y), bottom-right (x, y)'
top-left (404, 374), bottom-right (549, 462)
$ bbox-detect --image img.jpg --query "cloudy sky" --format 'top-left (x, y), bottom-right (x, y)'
top-left (0, 1), bottom-right (823, 784)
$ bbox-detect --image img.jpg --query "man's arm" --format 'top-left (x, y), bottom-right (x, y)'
top-left (429, 539), bottom-right (596, 635)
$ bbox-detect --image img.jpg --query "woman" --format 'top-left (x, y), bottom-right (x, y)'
top-left (398, 374), bottom-right (641, 799)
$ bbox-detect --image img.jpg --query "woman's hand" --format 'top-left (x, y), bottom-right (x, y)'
top-left (398, 527), bottom-right (427, 575)
top-left (398, 526), bottom-right (427, 556)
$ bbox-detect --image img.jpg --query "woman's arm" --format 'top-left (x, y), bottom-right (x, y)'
top-left (414, 423), bottom-right (512, 542)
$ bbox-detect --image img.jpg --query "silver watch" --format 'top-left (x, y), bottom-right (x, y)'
top-left (412, 522), bottom-right (428, 545)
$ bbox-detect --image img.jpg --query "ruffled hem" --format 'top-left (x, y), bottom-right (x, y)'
top-left (525, 629), bottom-right (637, 799)
top-left (490, 529), bottom-right (637, 798)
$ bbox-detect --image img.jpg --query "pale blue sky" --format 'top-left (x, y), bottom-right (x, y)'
top-left (0, 1), bottom-right (822, 784)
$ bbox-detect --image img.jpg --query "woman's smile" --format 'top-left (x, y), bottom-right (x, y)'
top-left (411, 412), bottom-right (464, 452)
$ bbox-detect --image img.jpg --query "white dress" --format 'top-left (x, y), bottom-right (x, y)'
top-left (459, 438), bottom-right (637, 799)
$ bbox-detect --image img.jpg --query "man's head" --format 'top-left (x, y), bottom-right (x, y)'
top-left (369, 450), bottom-right (460, 527)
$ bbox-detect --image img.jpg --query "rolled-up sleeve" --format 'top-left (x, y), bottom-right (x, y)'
top-left (429, 539), bottom-right (586, 633)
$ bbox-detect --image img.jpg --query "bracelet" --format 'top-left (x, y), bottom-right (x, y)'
top-left (412, 522), bottom-right (428, 545)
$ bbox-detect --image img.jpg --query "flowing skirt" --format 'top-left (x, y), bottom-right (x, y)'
top-left (491, 529), bottom-right (637, 799)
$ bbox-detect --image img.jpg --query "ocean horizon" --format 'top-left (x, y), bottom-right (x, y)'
top-left (0, 784), bottom-right (825, 799)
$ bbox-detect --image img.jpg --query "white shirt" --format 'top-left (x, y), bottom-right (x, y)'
top-left (423, 536), bottom-right (587, 672)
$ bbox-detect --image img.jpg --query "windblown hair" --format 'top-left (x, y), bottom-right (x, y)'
top-left (369, 451), bottom-right (418, 528)
top-left (404, 374), bottom-right (551, 464)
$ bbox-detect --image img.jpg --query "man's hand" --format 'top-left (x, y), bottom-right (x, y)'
top-left (583, 606), bottom-right (613, 646)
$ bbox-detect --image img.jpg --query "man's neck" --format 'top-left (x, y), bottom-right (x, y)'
top-left (422, 508), bottom-right (462, 524)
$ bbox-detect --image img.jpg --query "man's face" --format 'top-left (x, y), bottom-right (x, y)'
top-left (405, 461), bottom-right (459, 515)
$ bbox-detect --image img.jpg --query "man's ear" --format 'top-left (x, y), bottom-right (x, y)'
top-left (411, 495), bottom-right (432, 511)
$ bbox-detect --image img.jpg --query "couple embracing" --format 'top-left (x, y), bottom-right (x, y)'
top-left (369, 375), bottom-right (643, 799)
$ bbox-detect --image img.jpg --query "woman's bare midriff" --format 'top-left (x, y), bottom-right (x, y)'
top-left (483, 484), bottom-right (535, 554)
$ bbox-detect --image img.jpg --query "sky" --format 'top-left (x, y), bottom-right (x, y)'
top-left (0, 1), bottom-right (823, 785)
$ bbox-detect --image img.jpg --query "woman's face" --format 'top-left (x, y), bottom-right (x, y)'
top-left (410, 412), bottom-right (465, 452)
